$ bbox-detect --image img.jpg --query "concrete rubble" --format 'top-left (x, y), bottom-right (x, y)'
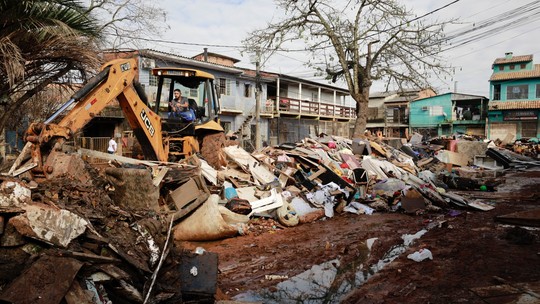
top-left (0, 132), bottom-right (539, 303)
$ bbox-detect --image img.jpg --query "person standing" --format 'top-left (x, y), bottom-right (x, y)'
top-left (108, 137), bottom-right (117, 154)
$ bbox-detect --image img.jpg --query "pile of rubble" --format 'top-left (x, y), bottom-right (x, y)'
top-left (1, 132), bottom-right (538, 303)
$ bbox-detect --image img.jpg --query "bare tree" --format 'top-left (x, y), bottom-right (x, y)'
top-left (243, 0), bottom-right (452, 138)
top-left (85, 0), bottom-right (170, 49)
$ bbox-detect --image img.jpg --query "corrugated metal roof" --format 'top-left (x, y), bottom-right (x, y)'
top-left (489, 100), bottom-right (540, 110)
top-left (489, 64), bottom-right (540, 81)
top-left (493, 54), bottom-right (533, 65)
top-left (139, 49), bottom-right (245, 74)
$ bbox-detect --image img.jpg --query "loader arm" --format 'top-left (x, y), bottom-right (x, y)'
top-left (25, 58), bottom-right (169, 166)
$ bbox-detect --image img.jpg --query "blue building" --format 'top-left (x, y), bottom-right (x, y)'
top-left (488, 52), bottom-right (540, 141)
top-left (366, 89), bottom-right (436, 138)
top-left (409, 93), bottom-right (488, 139)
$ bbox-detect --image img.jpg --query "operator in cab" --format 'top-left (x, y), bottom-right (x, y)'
top-left (169, 89), bottom-right (195, 122)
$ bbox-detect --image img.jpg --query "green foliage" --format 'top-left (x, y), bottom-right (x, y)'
top-left (0, 0), bottom-right (102, 135)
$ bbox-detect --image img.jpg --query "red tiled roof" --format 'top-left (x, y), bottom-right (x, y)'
top-left (489, 100), bottom-right (540, 110)
top-left (489, 64), bottom-right (540, 81)
top-left (493, 54), bottom-right (533, 65)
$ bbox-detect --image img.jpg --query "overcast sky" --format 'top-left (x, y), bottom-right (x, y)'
top-left (144, 0), bottom-right (540, 98)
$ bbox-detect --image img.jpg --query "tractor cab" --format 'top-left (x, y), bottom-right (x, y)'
top-left (151, 67), bottom-right (221, 134)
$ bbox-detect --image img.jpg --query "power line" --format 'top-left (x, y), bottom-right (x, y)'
top-left (116, 35), bottom-right (242, 49)
top-left (115, 0), bottom-right (462, 53)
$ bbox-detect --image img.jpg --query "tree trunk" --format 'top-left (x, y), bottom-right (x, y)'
top-left (0, 104), bottom-right (12, 139)
top-left (351, 91), bottom-right (369, 138)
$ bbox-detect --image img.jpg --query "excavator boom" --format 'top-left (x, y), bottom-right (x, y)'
top-left (20, 56), bottom-right (223, 178)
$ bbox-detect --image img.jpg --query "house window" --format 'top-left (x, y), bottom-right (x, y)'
top-left (536, 84), bottom-right (540, 98)
top-left (522, 122), bottom-right (537, 138)
top-left (220, 121), bottom-right (232, 134)
top-left (149, 71), bottom-right (158, 86)
top-left (507, 85), bottom-right (528, 100)
top-left (498, 66), bottom-right (504, 71)
top-left (244, 84), bottom-right (252, 97)
top-left (218, 78), bottom-right (231, 96)
top-left (509, 64), bottom-right (515, 70)
top-left (493, 84), bottom-right (501, 100)
top-left (521, 63), bottom-right (526, 69)
top-left (429, 106), bottom-right (443, 116)
top-left (189, 88), bottom-right (198, 98)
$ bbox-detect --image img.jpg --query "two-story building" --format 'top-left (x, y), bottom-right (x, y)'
top-left (409, 92), bottom-right (488, 139)
top-left (101, 49), bottom-right (355, 150)
top-left (366, 88), bottom-right (435, 137)
top-left (265, 74), bottom-right (354, 145)
top-left (488, 52), bottom-right (540, 141)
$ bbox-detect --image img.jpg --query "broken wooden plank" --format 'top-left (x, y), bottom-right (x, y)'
top-left (200, 158), bottom-right (218, 185)
top-left (223, 145), bottom-right (276, 185)
top-left (78, 147), bottom-right (157, 167)
top-left (170, 195), bottom-right (208, 223)
top-left (308, 166), bottom-right (327, 181)
top-left (218, 167), bottom-right (252, 181)
top-left (417, 157), bottom-right (434, 168)
top-left (495, 209), bottom-right (540, 227)
top-left (144, 214), bottom-right (174, 304)
top-left (369, 141), bottom-right (389, 158)
top-left (278, 173), bottom-right (289, 188)
top-left (6, 142), bottom-right (33, 176)
top-left (152, 166), bottom-right (169, 187)
top-left (169, 178), bottom-right (207, 211)
top-left (57, 250), bottom-right (122, 263)
top-left (467, 200), bottom-right (495, 211)
top-left (249, 164), bottom-right (276, 185)
top-left (11, 161), bottom-right (37, 177)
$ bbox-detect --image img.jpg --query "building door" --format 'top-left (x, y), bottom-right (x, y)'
top-left (489, 123), bottom-right (516, 142)
top-left (521, 121), bottom-right (538, 138)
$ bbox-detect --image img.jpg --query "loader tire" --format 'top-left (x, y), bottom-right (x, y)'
top-left (201, 132), bottom-right (226, 169)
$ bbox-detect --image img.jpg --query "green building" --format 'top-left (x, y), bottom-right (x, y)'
top-left (488, 52), bottom-right (540, 141)
top-left (409, 93), bottom-right (488, 139)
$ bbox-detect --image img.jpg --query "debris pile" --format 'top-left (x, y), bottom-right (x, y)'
top-left (1, 132), bottom-right (539, 303)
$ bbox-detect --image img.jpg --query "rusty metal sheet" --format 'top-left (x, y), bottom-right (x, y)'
top-left (0, 255), bottom-right (83, 304)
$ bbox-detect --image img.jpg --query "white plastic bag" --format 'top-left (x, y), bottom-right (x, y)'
top-left (407, 248), bottom-right (433, 262)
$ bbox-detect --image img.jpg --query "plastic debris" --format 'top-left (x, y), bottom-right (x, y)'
top-left (407, 248), bottom-right (433, 262)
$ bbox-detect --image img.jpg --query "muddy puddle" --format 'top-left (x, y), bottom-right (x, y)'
top-left (233, 230), bottom-right (428, 303)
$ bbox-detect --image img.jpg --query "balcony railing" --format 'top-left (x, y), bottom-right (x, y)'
top-left (271, 96), bottom-right (355, 119)
top-left (386, 113), bottom-right (409, 124)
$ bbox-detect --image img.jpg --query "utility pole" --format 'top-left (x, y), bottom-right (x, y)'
top-left (255, 51), bottom-right (262, 150)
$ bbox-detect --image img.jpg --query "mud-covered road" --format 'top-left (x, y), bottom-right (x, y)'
top-left (181, 167), bottom-right (540, 303)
